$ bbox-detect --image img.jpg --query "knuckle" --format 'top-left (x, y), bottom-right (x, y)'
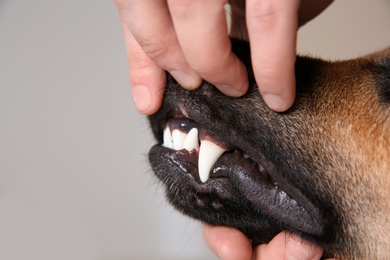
top-left (129, 55), bottom-right (155, 71)
top-left (169, 0), bottom-right (222, 17)
top-left (114, 0), bottom-right (132, 20)
top-left (247, 0), bottom-right (299, 22)
top-left (168, 0), bottom-right (197, 9)
top-left (168, 0), bottom-right (199, 19)
top-left (247, 0), bottom-right (279, 21)
top-left (139, 38), bottom-right (169, 62)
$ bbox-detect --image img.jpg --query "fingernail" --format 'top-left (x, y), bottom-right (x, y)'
top-left (170, 70), bottom-right (201, 90)
top-left (263, 93), bottom-right (288, 112)
top-left (131, 85), bottom-right (152, 113)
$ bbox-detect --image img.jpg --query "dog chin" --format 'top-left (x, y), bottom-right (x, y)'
top-left (148, 112), bottom-right (327, 246)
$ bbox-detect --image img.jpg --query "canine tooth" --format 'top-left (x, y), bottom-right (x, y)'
top-left (183, 128), bottom-right (199, 151)
top-left (163, 127), bottom-right (173, 149)
top-left (243, 153), bottom-right (250, 159)
top-left (198, 140), bottom-right (226, 183)
top-left (172, 129), bottom-right (187, 150)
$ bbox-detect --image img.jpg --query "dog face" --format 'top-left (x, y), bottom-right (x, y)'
top-left (148, 39), bottom-right (390, 259)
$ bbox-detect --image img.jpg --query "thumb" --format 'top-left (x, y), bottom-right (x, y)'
top-left (254, 231), bottom-right (324, 260)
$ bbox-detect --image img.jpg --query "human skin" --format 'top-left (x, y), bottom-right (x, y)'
top-left (115, 0), bottom-right (333, 114)
top-left (203, 225), bottom-right (337, 260)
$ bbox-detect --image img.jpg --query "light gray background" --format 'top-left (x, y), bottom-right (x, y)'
top-left (0, 1), bottom-right (389, 259)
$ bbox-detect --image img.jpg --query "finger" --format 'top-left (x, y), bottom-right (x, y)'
top-left (246, 0), bottom-right (300, 112)
top-left (202, 224), bottom-right (252, 260)
top-left (168, 0), bottom-right (248, 97)
top-left (116, 0), bottom-right (202, 90)
top-left (254, 231), bottom-right (324, 260)
top-left (121, 22), bottom-right (165, 115)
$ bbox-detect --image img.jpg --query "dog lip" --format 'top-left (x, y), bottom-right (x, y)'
top-left (151, 116), bottom-right (325, 237)
top-left (151, 122), bottom-right (323, 236)
top-left (227, 153), bottom-right (325, 236)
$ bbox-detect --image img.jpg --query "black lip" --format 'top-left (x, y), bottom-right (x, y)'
top-left (149, 115), bottom-right (325, 242)
top-left (149, 145), bottom-right (285, 245)
top-left (227, 151), bottom-right (325, 236)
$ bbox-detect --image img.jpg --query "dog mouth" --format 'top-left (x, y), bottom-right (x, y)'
top-left (149, 111), bottom-right (325, 243)
top-left (161, 115), bottom-right (236, 183)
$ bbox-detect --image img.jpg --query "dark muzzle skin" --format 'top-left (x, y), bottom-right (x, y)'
top-left (148, 39), bottom-right (390, 259)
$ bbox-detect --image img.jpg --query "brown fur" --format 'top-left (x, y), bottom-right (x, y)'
top-left (293, 57), bottom-right (390, 258)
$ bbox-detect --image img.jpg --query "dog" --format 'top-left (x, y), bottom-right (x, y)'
top-left (148, 39), bottom-right (390, 259)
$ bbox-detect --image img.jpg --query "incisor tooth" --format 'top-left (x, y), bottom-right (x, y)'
top-left (198, 140), bottom-right (226, 183)
top-left (172, 129), bottom-right (187, 150)
top-left (183, 128), bottom-right (199, 151)
top-left (163, 127), bottom-right (173, 149)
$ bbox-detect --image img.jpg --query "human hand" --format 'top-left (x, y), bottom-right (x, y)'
top-left (115, 0), bottom-right (333, 114)
top-left (203, 224), bottom-right (337, 260)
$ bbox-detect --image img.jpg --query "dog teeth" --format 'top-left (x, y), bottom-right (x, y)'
top-left (243, 153), bottom-right (250, 159)
top-left (198, 140), bottom-right (226, 183)
top-left (172, 129), bottom-right (187, 150)
top-left (164, 127), bottom-right (199, 151)
top-left (163, 126), bottom-right (226, 183)
top-left (183, 128), bottom-right (199, 151)
top-left (163, 127), bottom-right (173, 149)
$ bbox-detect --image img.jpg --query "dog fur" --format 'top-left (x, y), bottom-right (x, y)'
top-left (148, 39), bottom-right (390, 259)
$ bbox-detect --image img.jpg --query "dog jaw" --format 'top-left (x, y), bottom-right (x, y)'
top-left (148, 39), bottom-right (390, 259)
